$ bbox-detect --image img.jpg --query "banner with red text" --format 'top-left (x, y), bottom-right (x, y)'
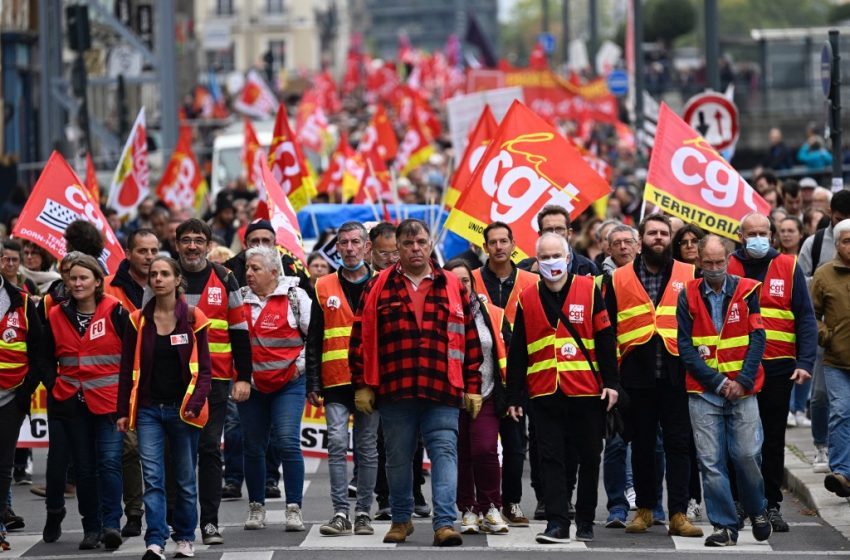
top-left (107, 107), bottom-right (149, 218)
top-left (156, 126), bottom-right (208, 213)
top-left (445, 101), bottom-right (611, 261)
top-left (14, 151), bottom-right (125, 273)
top-left (645, 103), bottom-right (770, 240)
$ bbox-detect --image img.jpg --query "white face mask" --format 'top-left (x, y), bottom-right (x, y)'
top-left (538, 257), bottom-right (569, 281)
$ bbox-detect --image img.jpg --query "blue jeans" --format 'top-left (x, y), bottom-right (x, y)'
top-left (136, 404), bottom-right (200, 548)
top-left (689, 395), bottom-right (766, 540)
top-left (380, 399), bottom-right (459, 530)
top-left (58, 406), bottom-right (123, 533)
top-left (789, 377), bottom-right (812, 414)
top-left (811, 349), bottom-right (830, 447)
top-left (603, 434), bottom-right (631, 513)
top-left (824, 365), bottom-right (850, 478)
top-left (237, 375), bottom-right (305, 506)
top-left (223, 398), bottom-right (244, 486)
top-left (325, 401), bottom-right (380, 514)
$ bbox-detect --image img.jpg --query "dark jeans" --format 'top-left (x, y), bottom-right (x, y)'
top-left (530, 393), bottom-right (604, 529)
top-left (123, 431), bottom-right (144, 517)
top-left (375, 422), bottom-right (388, 504)
top-left (688, 431), bottom-right (702, 504)
top-left (199, 381), bottom-right (228, 527)
top-left (499, 413), bottom-right (527, 505)
top-left (0, 401), bottom-right (26, 521)
top-left (223, 397), bottom-right (282, 487)
top-left (45, 397), bottom-right (73, 512)
top-left (757, 373), bottom-right (794, 510)
top-left (627, 378), bottom-right (692, 516)
top-left (528, 404), bottom-right (578, 504)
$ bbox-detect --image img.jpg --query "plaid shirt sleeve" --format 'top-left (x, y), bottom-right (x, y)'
top-left (461, 289), bottom-right (483, 395)
top-left (348, 276), bottom-right (373, 388)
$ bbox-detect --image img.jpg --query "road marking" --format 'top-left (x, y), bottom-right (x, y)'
top-left (486, 523), bottom-right (588, 549)
top-left (115, 529), bottom-right (210, 554)
top-left (222, 552), bottom-right (274, 560)
top-left (304, 457), bottom-right (321, 474)
top-left (671, 524), bottom-right (772, 551)
top-left (0, 535), bottom-right (41, 558)
top-left (299, 523), bottom-right (396, 548)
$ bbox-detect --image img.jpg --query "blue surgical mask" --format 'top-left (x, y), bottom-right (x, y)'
top-left (745, 236), bottom-right (770, 259)
top-left (341, 260), bottom-right (365, 272)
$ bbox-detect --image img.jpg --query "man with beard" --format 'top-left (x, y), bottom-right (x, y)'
top-left (603, 214), bottom-right (703, 538)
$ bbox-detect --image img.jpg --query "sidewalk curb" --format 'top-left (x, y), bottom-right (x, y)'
top-left (784, 444), bottom-right (850, 541)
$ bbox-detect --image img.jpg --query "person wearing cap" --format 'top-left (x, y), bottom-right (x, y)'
top-left (799, 177), bottom-right (819, 209)
top-left (224, 219), bottom-right (310, 291)
top-left (209, 192), bottom-right (237, 249)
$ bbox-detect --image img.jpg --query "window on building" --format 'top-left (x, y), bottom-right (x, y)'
top-left (216, 0), bottom-right (234, 16)
top-left (266, 0), bottom-right (285, 14)
top-left (269, 40), bottom-right (286, 71)
top-left (206, 46), bottom-right (235, 73)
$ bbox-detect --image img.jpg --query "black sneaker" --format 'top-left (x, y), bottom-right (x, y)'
top-left (750, 511), bottom-right (773, 542)
top-left (766, 507), bottom-right (789, 532)
top-left (534, 500), bottom-right (546, 520)
top-left (2, 508), bottom-right (24, 531)
top-left (222, 482), bottom-right (242, 500)
top-left (536, 522), bottom-right (570, 544)
top-left (121, 514), bottom-right (142, 537)
top-left (43, 507), bottom-right (65, 543)
top-left (265, 482), bottom-right (282, 499)
top-left (319, 513), bottom-right (353, 536)
top-left (13, 468), bottom-right (31, 485)
top-left (102, 527), bottom-right (122, 550)
top-left (79, 532), bottom-right (101, 550)
top-left (374, 501), bottom-right (391, 520)
top-left (735, 501), bottom-right (746, 530)
top-left (201, 523), bottom-right (223, 545)
top-left (575, 521), bottom-right (594, 542)
top-left (704, 526), bottom-right (736, 547)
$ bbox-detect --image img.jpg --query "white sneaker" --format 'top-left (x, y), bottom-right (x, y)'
top-left (686, 498), bottom-right (702, 521)
top-left (143, 544), bottom-right (165, 560)
top-left (174, 540), bottom-right (194, 558)
top-left (814, 446), bottom-right (830, 473)
top-left (787, 411), bottom-right (797, 427)
top-left (285, 503), bottom-right (305, 532)
top-left (244, 502), bottom-right (266, 530)
top-left (481, 504), bottom-right (509, 534)
top-left (626, 487), bottom-right (637, 510)
top-left (461, 509), bottom-right (479, 534)
top-left (795, 411), bottom-right (812, 427)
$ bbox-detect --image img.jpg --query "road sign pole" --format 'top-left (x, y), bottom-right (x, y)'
top-left (829, 30), bottom-right (843, 190)
top-left (634, 0), bottom-right (645, 152)
top-left (705, 0), bottom-right (719, 91)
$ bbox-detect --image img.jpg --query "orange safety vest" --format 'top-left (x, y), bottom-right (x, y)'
top-left (472, 266), bottom-right (537, 327)
top-left (685, 277), bottom-right (765, 395)
top-left (49, 296), bottom-right (122, 415)
top-left (360, 267), bottom-right (466, 389)
top-left (520, 277), bottom-right (602, 398)
top-left (244, 294), bottom-right (303, 393)
top-left (612, 259), bottom-right (694, 359)
top-left (103, 274), bottom-right (137, 312)
top-left (127, 308), bottom-right (210, 430)
top-left (0, 296), bottom-right (30, 392)
top-left (727, 253), bottom-right (797, 361)
top-left (315, 272), bottom-right (372, 389)
top-left (195, 268), bottom-right (236, 381)
top-left (481, 301), bottom-right (508, 384)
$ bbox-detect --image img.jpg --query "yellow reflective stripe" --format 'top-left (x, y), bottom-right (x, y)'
top-left (528, 335), bottom-right (556, 355)
top-left (704, 358), bottom-right (719, 368)
top-left (617, 324), bottom-right (654, 344)
top-left (718, 361), bottom-right (743, 373)
top-left (527, 359), bottom-right (557, 374)
top-left (692, 336), bottom-right (718, 345)
top-left (656, 328), bottom-right (677, 339)
top-left (208, 319), bottom-right (229, 330)
top-left (761, 308), bottom-right (794, 320)
top-left (617, 303), bottom-right (652, 321)
top-left (0, 362), bottom-right (25, 369)
top-left (656, 305), bottom-right (677, 315)
top-left (717, 335), bottom-right (749, 350)
top-left (555, 337), bottom-right (596, 350)
top-left (498, 357), bottom-right (507, 369)
top-left (322, 349), bottom-right (349, 362)
top-left (324, 327), bottom-right (352, 339)
top-left (765, 330), bottom-right (796, 343)
top-left (528, 359), bottom-right (595, 374)
top-left (189, 363), bottom-right (199, 373)
top-left (208, 342), bottom-right (232, 353)
top-left (0, 342), bottom-right (26, 352)
top-left (556, 361), bottom-right (596, 372)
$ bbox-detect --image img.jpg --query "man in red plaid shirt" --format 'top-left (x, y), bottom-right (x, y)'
top-left (350, 218), bottom-right (483, 547)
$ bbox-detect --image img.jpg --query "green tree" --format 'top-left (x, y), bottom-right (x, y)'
top-left (645, 0), bottom-right (696, 47)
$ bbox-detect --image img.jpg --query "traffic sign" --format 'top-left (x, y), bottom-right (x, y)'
top-left (607, 70), bottom-right (629, 96)
top-left (683, 92), bottom-right (739, 152)
top-left (821, 41), bottom-right (833, 99)
top-left (538, 33), bottom-right (556, 55)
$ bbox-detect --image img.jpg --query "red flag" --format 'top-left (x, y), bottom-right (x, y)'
top-left (234, 69), bottom-right (277, 119)
top-left (243, 119), bottom-right (265, 189)
top-left (529, 42), bottom-right (548, 70)
top-left (268, 104), bottom-right (317, 211)
top-left (13, 151), bottom-right (125, 273)
top-left (645, 103), bottom-right (769, 240)
top-left (446, 105), bottom-right (499, 210)
top-left (352, 149), bottom-right (392, 204)
top-left (85, 152), bottom-right (100, 203)
top-left (444, 100), bottom-right (612, 261)
top-left (358, 104), bottom-right (398, 161)
top-left (254, 156), bottom-right (306, 264)
top-left (156, 126), bottom-right (209, 213)
top-left (318, 133), bottom-right (353, 198)
top-left (393, 118), bottom-right (434, 177)
top-left (295, 92), bottom-right (331, 153)
top-left (107, 107), bottom-right (149, 218)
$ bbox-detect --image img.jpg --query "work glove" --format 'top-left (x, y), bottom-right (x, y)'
top-left (354, 387), bottom-right (376, 415)
top-left (464, 393), bottom-right (483, 420)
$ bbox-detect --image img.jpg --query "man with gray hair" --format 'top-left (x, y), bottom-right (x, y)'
top-left (676, 234), bottom-right (772, 547)
top-left (810, 219), bottom-right (850, 497)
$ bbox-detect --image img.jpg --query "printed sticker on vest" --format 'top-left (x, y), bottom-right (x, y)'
top-left (6, 311), bottom-right (19, 328)
top-left (560, 343), bottom-right (577, 357)
top-left (698, 345), bottom-right (711, 359)
top-left (326, 295), bottom-right (341, 310)
top-left (90, 318), bottom-right (106, 340)
top-left (671, 280), bottom-right (685, 292)
top-left (261, 313), bottom-right (281, 330)
top-left (728, 303), bottom-right (740, 324)
top-left (568, 304), bottom-right (585, 323)
top-left (2, 328), bottom-right (17, 343)
top-left (769, 279), bottom-right (785, 298)
top-left (477, 293), bottom-right (489, 304)
top-left (208, 286), bottom-right (223, 306)
top-left (170, 334), bottom-right (189, 345)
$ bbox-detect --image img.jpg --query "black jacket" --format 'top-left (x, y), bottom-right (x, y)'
top-left (225, 250), bottom-right (311, 292)
top-left (107, 259), bottom-right (145, 310)
top-left (518, 247), bottom-right (599, 277)
top-left (1, 281), bottom-right (44, 414)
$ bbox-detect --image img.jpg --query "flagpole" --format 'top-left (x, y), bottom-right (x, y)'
top-left (364, 157), bottom-right (386, 222)
top-left (389, 167), bottom-right (402, 223)
top-left (432, 159), bottom-right (455, 244)
top-left (639, 197), bottom-right (647, 223)
top-left (305, 195), bottom-right (322, 240)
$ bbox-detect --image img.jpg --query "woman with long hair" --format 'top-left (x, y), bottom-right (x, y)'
top-left (44, 254), bottom-right (128, 551)
top-left (117, 257), bottom-right (212, 560)
top-left (778, 216), bottom-right (805, 255)
top-left (672, 224), bottom-right (705, 265)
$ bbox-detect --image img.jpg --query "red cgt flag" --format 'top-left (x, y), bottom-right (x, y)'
top-left (318, 132), bottom-right (353, 198)
top-left (85, 152), bottom-right (100, 203)
top-left (242, 119), bottom-right (265, 189)
top-left (358, 104), bottom-right (398, 161)
top-left (445, 100), bottom-right (612, 261)
top-left (156, 126), bottom-right (208, 213)
top-left (13, 151), bottom-right (125, 273)
top-left (268, 104), bottom-right (317, 211)
top-left (254, 156), bottom-right (306, 264)
top-left (645, 103), bottom-right (770, 240)
top-left (446, 105), bottom-right (499, 210)
top-left (295, 91), bottom-right (331, 154)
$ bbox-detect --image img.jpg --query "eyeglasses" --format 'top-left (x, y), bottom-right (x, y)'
top-left (679, 238), bottom-right (698, 247)
top-left (376, 250), bottom-right (400, 259)
top-left (1, 256), bottom-right (19, 264)
top-left (178, 237), bottom-right (208, 247)
top-left (610, 239), bottom-right (636, 248)
top-left (541, 227), bottom-right (569, 235)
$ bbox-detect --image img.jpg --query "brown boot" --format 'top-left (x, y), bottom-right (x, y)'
top-left (433, 526), bottom-right (463, 547)
top-left (382, 521), bottom-right (414, 543)
top-left (625, 507), bottom-right (653, 533)
top-left (667, 512), bottom-right (704, 537)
